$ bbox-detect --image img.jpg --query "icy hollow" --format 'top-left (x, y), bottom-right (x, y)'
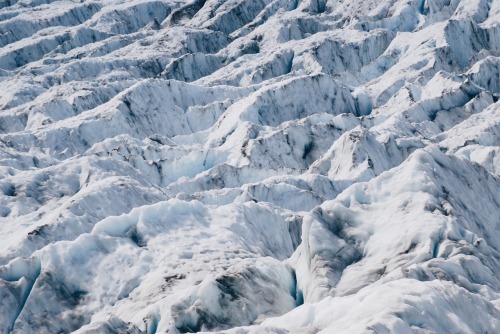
top-left (0, 0), bottom-right (500, 333)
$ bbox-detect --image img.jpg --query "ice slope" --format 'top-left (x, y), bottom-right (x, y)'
top-left (0, 0), bottom-right (499, 333)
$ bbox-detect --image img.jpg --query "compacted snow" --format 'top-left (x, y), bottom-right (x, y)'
top-left (0, 0), bottom-right (499, 333)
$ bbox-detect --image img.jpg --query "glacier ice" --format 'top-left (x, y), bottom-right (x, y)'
top-left (0, 0), bottom-right (500, 333)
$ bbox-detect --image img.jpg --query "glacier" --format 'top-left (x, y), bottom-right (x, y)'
top-left (0, 0), bottom-right (499, 333)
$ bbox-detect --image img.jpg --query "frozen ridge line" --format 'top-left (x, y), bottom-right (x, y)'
top-left (0, 0), bottom-right (499, 332)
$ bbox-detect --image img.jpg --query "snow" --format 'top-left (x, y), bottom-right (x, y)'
top-left (0, 0), bottom-right (499, 333)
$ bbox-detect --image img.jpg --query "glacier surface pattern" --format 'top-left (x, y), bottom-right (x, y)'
top-left (0, 0), bottom-right (500, 333)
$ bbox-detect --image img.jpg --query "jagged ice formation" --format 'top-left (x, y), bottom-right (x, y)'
top-left (0, 0), bottom-right (500, 333)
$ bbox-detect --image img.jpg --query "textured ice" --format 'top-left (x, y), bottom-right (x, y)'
top-left (0, 0), bottom-right (499, 333)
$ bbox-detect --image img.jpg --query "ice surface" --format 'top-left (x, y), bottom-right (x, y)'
top-left (0, 0), bottom-right (499, 333)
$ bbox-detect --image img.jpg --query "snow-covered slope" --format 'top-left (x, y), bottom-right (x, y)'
top-left (0, 0), bottom-right (499, 333)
